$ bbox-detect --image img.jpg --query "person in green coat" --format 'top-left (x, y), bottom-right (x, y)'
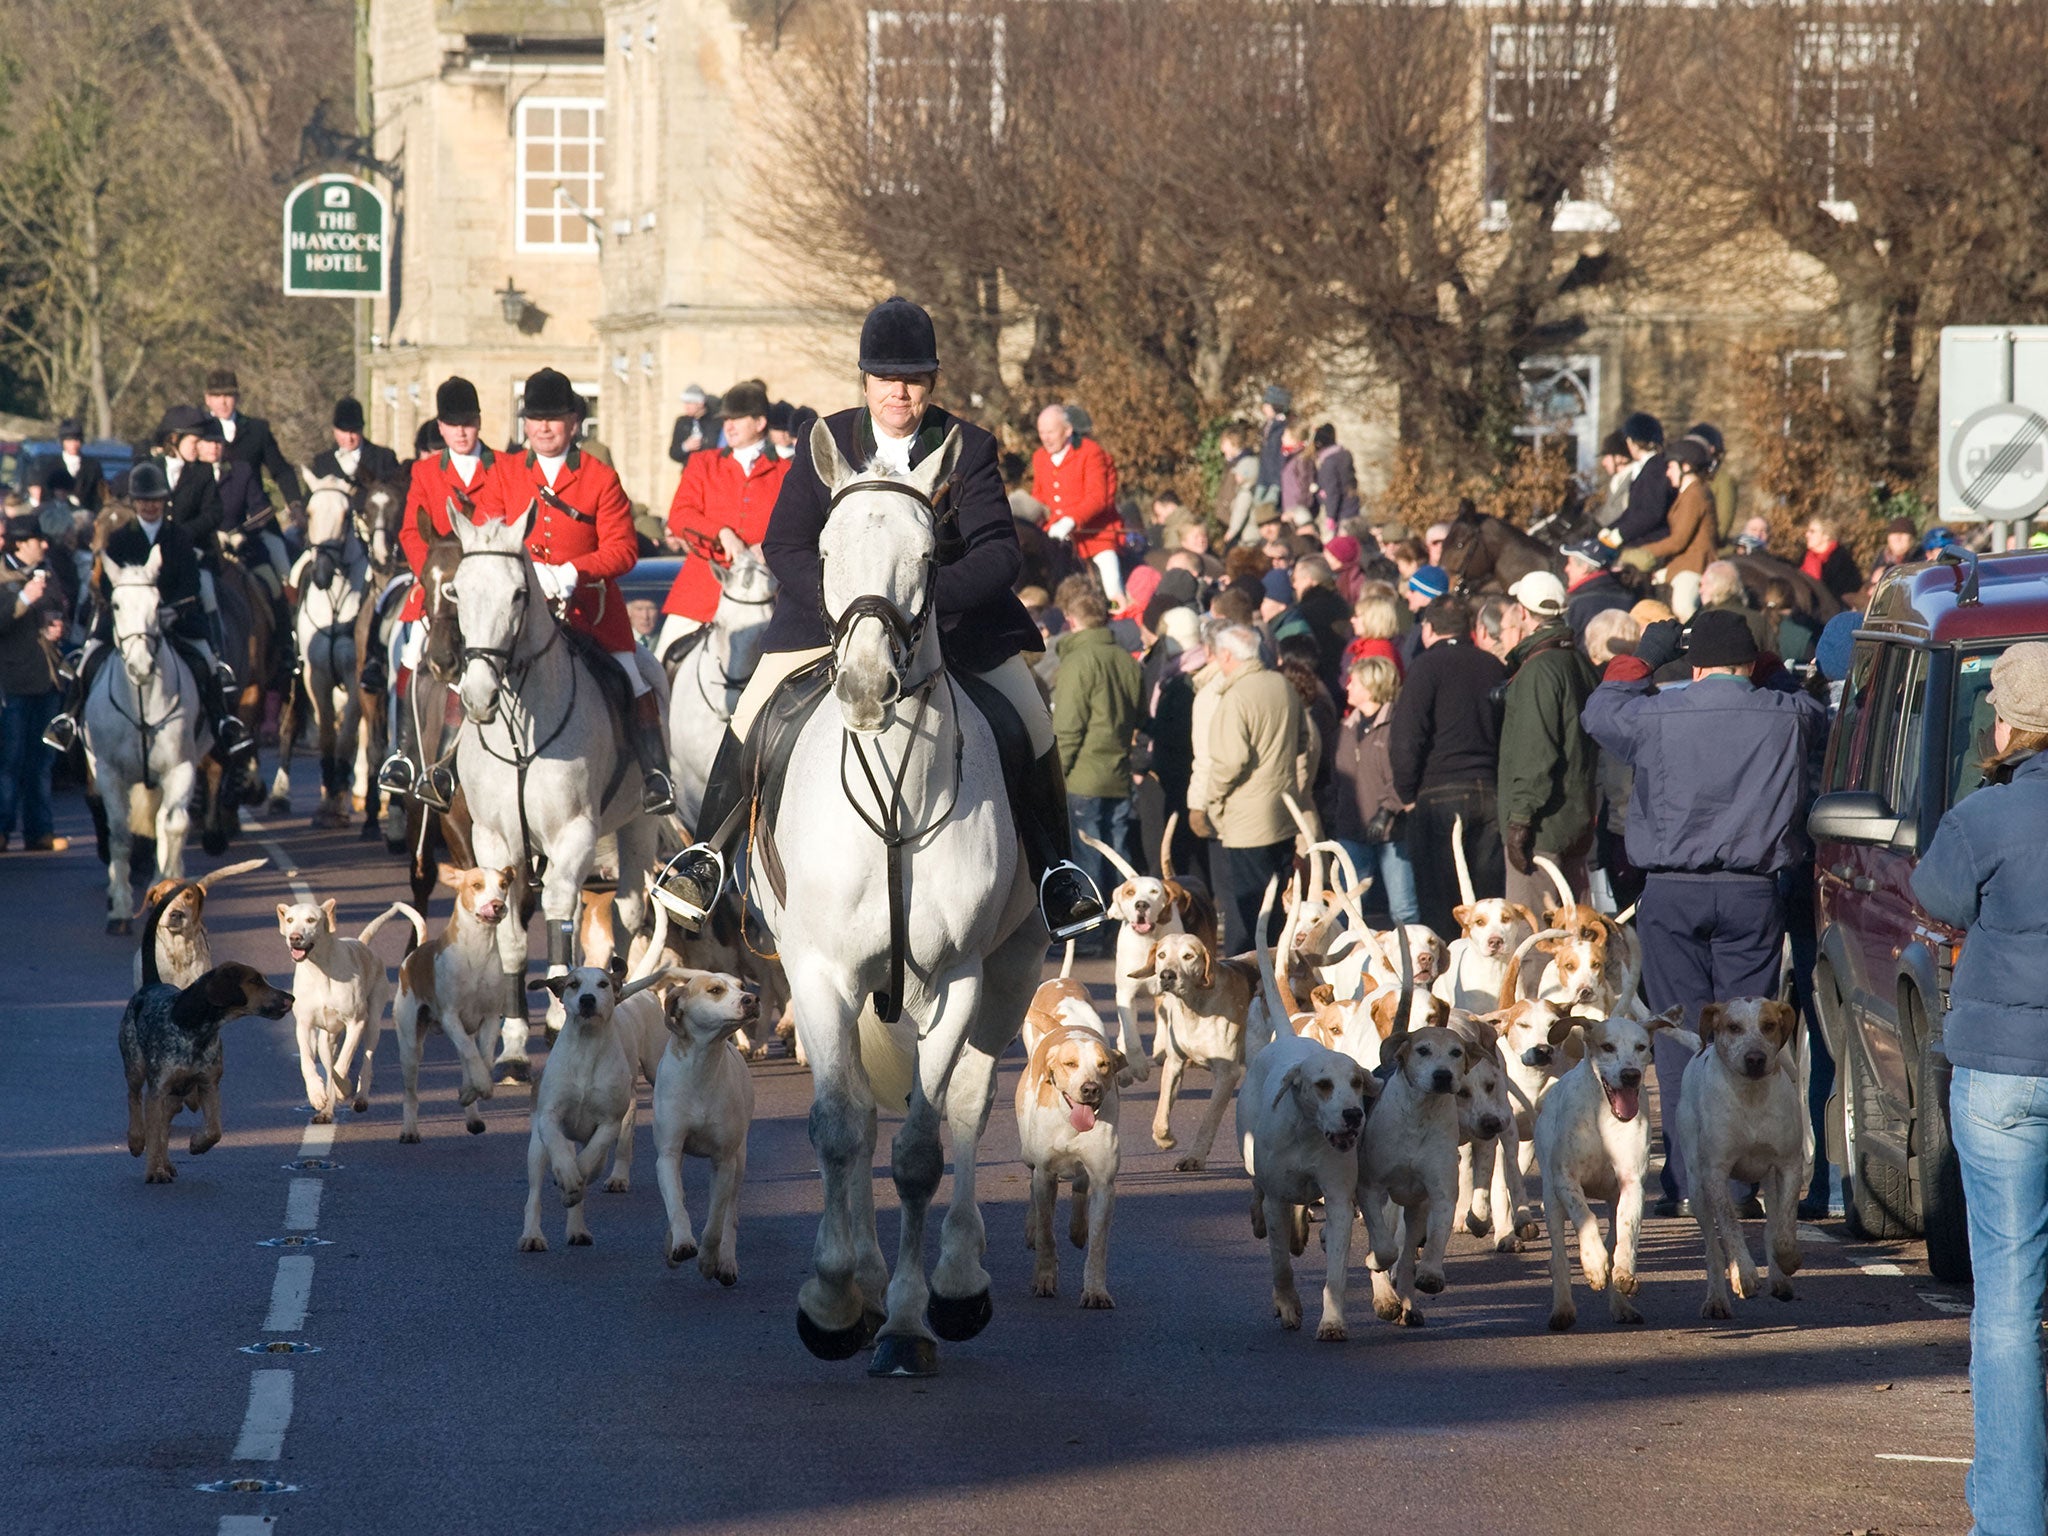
top-left (1052, 576), bottom-right (1143, 949)
top-left (1499, 572), bottom-right (1599, 912)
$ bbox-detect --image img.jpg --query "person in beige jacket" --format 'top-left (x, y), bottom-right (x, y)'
top-left (1632, 436), bottom-right (1718, 614)
top-left (1199, 624), bottom-right (1315, 951)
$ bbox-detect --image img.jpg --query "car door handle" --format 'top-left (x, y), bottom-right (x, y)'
top-left (1852, 876), bottom-right (1876, 893)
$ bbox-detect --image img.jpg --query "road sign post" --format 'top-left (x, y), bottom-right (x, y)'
top-left (282, 174), bottom-right (389, 298)
top-left (1939, 327), bottom-right (2048, 543)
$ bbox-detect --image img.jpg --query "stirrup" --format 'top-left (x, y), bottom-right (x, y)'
top-left (417, 764), bottom-right (455, 811)
top-left (652, 845), bottom-right (725, 927)
top-left (213, 662), bottom-right (237, 690)
top-left (1040, 859), bottom-right (1107, 943)
top-left (640, 769), bottom-right (677, 818)
top-left (41, 714), bottom-right (78, 753)
top-left (376, 754), bottom-right (415, 795)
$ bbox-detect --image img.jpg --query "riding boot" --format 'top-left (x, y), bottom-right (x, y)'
top-left (652, 726), bottom-right (744, 927)
top-left (631, 691), bottom-right (676, 817)
top-left (1018, 746), bottom-right (1106, 942)
top-left (40, 645), bottom-right (110, 753)
top-left (195, 660), bottom-right (257, 768)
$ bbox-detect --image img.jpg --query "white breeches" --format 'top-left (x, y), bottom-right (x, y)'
top-left (729, 647), bottom-right (1053, 757)
top-left (611, 649), bottom-right (651, 697)
top-left (1091, 549), bottom-right (1126, 605)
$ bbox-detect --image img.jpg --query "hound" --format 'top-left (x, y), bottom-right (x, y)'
top-left (1078, 813), bottom-right (1215, 1083)
top-left (519, 965), bottom-right (672, 1252)
top-left (1447, 1011), bottom-right (1534, 1250)
top-left (1021, 944), bottom-right (1113, 1059)
top-left (1676, 998), bottom-right (1805, 1318)
top-left (1534, 1005), bottom-right (1694, 1330)
top-left (392, 865), bottom-right (515, 1141)
top-left (1133, 930), bottom-right (1262, 1171)
top-left (133, 859), bottom-right (267, 989)
top-left (121, 883), bottom-right (294, 1183)
top-left (653, 970), bottom-right (761, 1284)
top-left (1015, 1019), bottom-right (1126, 1308)
top-left (1359, 1025), bottom-right (1469, 1326)
top-left (278, 897), bottom-right (424, 1122)
top-left (1240, 879), bottom-right (1374, 1339)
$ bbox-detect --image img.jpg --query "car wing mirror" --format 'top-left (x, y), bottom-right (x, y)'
top-left (1808, 789), bottom-right (1905, 848)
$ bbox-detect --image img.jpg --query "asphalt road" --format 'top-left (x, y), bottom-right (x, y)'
top-left (0, 788), bottom-right (1978, 1536)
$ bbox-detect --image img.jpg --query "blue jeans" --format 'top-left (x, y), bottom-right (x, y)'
top-left (1068, 793), bottom-right (1133, 898)
top-left (1953, 1066), bottom-right (2048, 1535)
top-left (0, 690), bottom-right (60, 842)
top-left (1334, 837), bottom-right (1420, 926)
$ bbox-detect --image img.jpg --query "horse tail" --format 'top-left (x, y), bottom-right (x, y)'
top-left (1059, 941), bottom-right (1075, 980)
top-left (358, 902), bottom-right (427, 949)
top-left (857, 1000), bottom-right (918, 1115)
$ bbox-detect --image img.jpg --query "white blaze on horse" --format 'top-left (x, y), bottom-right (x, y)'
top-left (281, 474), bottom-right (369, 827)
top-left (84, 548), bottom-right (207, 934)
top-left (666, 529), bottom-right (778, 828)
top-left (760, 421), bottom-right (1044, 1378)
top-left (446, 500), bottom-right (667, 1078)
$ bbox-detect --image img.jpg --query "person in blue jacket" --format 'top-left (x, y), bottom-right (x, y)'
top-left (1911, 640), bottom-right (2048, 1536)
top-left (1582, 609), bottom-right (1828, 1214)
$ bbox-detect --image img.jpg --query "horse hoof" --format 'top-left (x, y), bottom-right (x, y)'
top-left (926, 1288), bottom-right (993, 1343)
top-left (107, 918), bottom-right (133, 937)
top-left (868, 1334), bottom-right (939, 1378)
top-left (795, 1305), bottom-right (881, 1362)
top-left (201, 830), bottom-right (228, 856)
top-left (268, 797), bottom-right (291, 816)
top-left (498, 1060), bottom-right (531, 1084)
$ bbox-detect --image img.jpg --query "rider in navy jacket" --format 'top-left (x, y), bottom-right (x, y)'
top-left (656, 297), bottom-right (1104, 943)
top-left (760, 403), bottom-right (1039, 675)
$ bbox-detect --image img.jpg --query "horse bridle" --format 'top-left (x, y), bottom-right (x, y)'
top-left (455, 548), bottom-right (558, 702)
top-left (112, 604), bottom-right (162, 684)
top-left (820, 477), bottom-right (942, 693)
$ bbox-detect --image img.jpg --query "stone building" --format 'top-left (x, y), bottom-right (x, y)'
top-left (363, 0), bottom-right (853, 514)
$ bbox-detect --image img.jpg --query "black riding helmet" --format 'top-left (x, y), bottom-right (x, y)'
top-left (858, 296), bottom-right (939, 376)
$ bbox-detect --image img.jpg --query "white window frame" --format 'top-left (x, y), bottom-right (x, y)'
top-left (1482, 21), bottom-right (1618, 235)
top-left (1791, 21), bottom-right (1908, 224)
top-left (1514, 354), bottom-right (1603, 480)
top-left (514, 95), bottom-right (605, 255)
top-left (865, 8), bottom-right (1006, 191)
top-left (1781, 348), bottom-right (1849, 436)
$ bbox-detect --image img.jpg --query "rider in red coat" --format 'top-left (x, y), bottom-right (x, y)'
top-left (1030, 405), bottom-right (1125, 603)
top-left (379, 376), bottom-right (506, 805)
top-left (655, 378), bottom-right (789, 661)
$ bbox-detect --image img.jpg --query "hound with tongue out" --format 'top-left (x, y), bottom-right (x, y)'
top-left (1014, 1020), bottom-right (1127, 1310)
top-left (1531, 1006), bottom-right (1696, 1332)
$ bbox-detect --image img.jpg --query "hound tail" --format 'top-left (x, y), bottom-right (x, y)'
top-left (1497, 926), bottom-right (1569, 1012)
top-left (627, 888), bottom-right (673, 985)
top-left (1532, 853), bottom-right (1574, 909)
top-left (1060, 941), bottom-right (1075, 980)
top-left (196, 857), bottom-right (267, 892)
top-left (358, 902), bottom-right (427, 950)
top-left (1451, 813), bottom-right (1476, 907)
top-left (1251, 876), bottom-right (1291, 1053)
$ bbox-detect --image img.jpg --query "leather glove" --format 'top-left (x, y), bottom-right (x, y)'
top-left (1504, 821), bottom-right (1535, 877)
top-left (1633, 618), bottom-right (1684, 672)
top-left (1188, 806), bottom-right (1215, 840)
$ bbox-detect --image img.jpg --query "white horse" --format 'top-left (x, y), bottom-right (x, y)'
top-left (761, 422), bottom-right (1042, 1378)
top-left (666, 528), bottom-right (778, 826)
top-left (281, 475), bottom-right (368, 827)
top-left (84, 548), bottom-right (207, 934)
top-left (448, 501), bottom-right (666, 1076)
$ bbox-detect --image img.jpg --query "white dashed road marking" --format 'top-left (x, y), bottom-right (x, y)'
top-left (263, 1256), bottom-right (314, 1333)
top-left (242, 816), bottom-right (314, 904)
top-left (231, 1371), bottom-right (295, 1461)
top-left (284, 1179), bottom-right (323, 1231)
top-left (1878, 1453), bottom-right (1972, 1465)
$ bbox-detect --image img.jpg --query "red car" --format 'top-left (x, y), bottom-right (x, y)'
top-left (1809, 543), bottom-right (2048, 1283)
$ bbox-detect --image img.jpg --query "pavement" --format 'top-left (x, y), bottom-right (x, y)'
top-left (0, 788), bottom-right (1978, 1536)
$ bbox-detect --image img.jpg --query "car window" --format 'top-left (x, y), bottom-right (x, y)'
top-left (1893, 651), bottom-right (1929, 817)
top-left (1859, 646), bottom-right (1914, 806)
top-left (1826, 640), bottom-right (1881, 793)
top-left (1951, 647), bottom-right (2009, 806)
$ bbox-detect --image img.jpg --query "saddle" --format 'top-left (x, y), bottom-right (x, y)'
top-left (559, 624), bottom-right (638, 811)
top-left (661, 623), bottom-right (709, 673)
top-left (737, 657), bottom-right (1037, 910)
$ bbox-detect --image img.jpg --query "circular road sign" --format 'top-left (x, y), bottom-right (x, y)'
top-left (1949, 401), bottom-right (2048, 520)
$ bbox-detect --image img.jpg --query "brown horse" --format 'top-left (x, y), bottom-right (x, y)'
top-left (1434, 499), bottom-right (1558, 594)
top-left (195, 554), bottom-right (280, 853)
